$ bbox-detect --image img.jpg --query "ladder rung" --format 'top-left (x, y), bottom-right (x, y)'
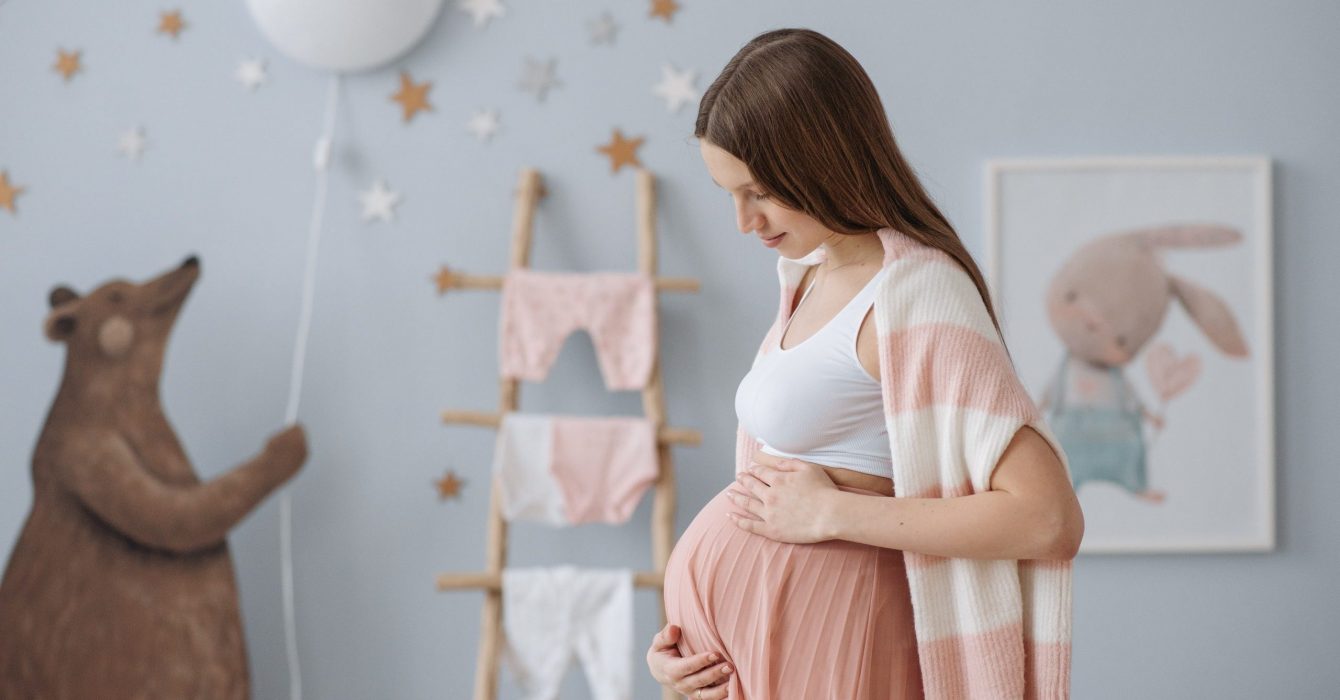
top-left (441, 410), bottom-right (702, 446)
top-left (435, 270), bottom-right (700, 293)
top-left (436, 570), bottom-right (665, 591)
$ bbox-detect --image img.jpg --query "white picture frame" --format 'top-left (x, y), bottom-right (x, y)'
top-left (984, 156), bottom-right (1274, 554)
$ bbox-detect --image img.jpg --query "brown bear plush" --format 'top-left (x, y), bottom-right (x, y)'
top-left (0, 255), bottom-right (308, 699)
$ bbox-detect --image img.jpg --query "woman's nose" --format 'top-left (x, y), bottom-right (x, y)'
top-left (735, 203), bottom-right (764, 234)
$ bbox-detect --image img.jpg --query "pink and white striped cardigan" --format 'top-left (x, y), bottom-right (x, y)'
top-left (734, 227), bottom-right (1074, 699)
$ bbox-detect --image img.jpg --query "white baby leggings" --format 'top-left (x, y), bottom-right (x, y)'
top-left (501, 565), bottom-right (633, 700)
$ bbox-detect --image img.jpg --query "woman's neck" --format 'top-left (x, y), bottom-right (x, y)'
top-left (819, 231), bottom-right (882, 272)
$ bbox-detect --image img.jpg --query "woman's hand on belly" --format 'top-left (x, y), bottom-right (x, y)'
top-left (646, 623), bottom-right (733, 698)
top-left (727, 452), bottom-right (845, 544)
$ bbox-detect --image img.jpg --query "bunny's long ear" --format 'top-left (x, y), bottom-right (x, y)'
top-left (1136, 224), bottom-right (1243, 249)
top-left (1168, 273), bottom-right (1249, 357)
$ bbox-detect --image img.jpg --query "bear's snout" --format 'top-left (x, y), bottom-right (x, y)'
top-left (145, 257), bottom-right (200, 317)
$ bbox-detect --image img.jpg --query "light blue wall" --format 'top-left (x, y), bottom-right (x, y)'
top-left (2, 1), bottom-right (1337, 697)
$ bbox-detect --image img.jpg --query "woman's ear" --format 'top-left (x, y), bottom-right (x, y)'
top-left (49, 285), bottom-right (80, 308)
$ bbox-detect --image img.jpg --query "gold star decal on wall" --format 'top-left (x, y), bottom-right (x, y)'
top-left (434, 470), bottom-right (465, 500)
top-left (391, 72), bottom-right (434, 123)
top-left (54, 49), bottom-right (82, 81)
top-left (157, 10), bottom-right (186, 39)
top-left (432, 266), bottom-right (458, 295)
top-left (0, 171), bottom-right (26, 215)
top-left (649, 0), bottom-right (680, 23)
top-left (596, 129), bottom-right (645, 173)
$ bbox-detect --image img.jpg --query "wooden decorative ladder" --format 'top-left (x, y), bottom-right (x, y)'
top-left (435, 167), bottom-right (701, 700)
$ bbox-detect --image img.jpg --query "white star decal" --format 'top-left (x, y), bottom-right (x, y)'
top-left (117, 127), bottom-right (148, 161)
top-left (236, 58), bottom-right (267, 91)
top-left (359, 180), bottom-right (402, 223)
top-left (459, 0), bottom-right (505, 28)
top-left (517, 57), bottom-right (561, 102)
top-left (587, 12), bottom-right (619, 45)
top-left (653, 63), bottom-right (700, 113)
top-left (467, 108), bottom-right (500, 142)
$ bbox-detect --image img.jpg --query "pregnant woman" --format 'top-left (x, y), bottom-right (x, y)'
top-left (648, 29), bottom-right (1085, 699)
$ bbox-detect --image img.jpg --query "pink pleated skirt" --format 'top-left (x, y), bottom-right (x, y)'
top-left (663, 480), bottom-right (923, 699)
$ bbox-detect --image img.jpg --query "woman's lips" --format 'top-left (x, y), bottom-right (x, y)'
top-left (762, 232), bottom-right (786, 248)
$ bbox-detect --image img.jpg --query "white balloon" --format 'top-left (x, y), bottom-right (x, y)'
top-left (245, 0), bottom-right (445, 73)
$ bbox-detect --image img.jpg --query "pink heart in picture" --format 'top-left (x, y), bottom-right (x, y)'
top-left (1144, 342), bottom-right (1202, 402)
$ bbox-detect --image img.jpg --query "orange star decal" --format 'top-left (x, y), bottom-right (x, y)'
top-left (596, 129), bottom-right (645, 173)
top-left (0, 171), bottom-right (26, 215)
top-left (157, 10), bottom-right (186, 39)
top-left (54, 49), bottom-right (82, 81)
top-left (391, 72), bottom-right (434, 123)
top-left (649, 0), bottom-right (680, 23)
top-left (434, 470), bottom-right (465, 500)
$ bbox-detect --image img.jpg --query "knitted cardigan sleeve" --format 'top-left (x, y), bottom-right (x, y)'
top-left (872, 230), bottom-right (1073, 700)
top-left (871, 232), bottom-right (1069, 497)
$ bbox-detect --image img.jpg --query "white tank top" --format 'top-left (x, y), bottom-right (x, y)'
top-left (734, 266), bottom-right (893, 479)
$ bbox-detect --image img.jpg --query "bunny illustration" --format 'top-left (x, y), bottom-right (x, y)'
top-left (1038, 224), bottom-right (1249, 502)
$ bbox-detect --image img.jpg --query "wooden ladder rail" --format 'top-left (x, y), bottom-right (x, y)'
top-left (435, 167), bottom-right (700, 700)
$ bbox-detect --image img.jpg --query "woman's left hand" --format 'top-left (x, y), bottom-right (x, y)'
top-left (726, 452), bottom-right (841, 544)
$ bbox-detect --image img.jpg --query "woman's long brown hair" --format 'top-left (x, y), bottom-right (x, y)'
top-left (695, 28), bottom-right (1008, 348)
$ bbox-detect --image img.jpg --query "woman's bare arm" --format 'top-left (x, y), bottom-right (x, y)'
top-left (816, 426), bottom-right (1084, 560)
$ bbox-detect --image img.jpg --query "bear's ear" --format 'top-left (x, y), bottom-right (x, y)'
top-left (44, 311), bottom-right (77, 342)
top-left (49, 286), bottom-right (80, 309)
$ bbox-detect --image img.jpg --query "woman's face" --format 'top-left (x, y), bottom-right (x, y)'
top-left (699, 140), bottom-right (830, 259)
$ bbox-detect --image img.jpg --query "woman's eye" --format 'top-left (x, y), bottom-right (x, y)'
top-left (750, 191), bottom-right (768, 201)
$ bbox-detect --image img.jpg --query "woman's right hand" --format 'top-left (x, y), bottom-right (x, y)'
top-left (646, 623), bottom-right (734, 698)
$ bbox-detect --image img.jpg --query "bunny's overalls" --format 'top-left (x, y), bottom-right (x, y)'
top-left (1046, 352), bottom-right (1148, 494)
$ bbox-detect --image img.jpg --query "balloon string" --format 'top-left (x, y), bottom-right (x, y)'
top-left (280, 72), bottom-right (341, 700)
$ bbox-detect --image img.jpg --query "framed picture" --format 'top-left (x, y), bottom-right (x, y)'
top-left (984, 157), bottom-right (1274, 554)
